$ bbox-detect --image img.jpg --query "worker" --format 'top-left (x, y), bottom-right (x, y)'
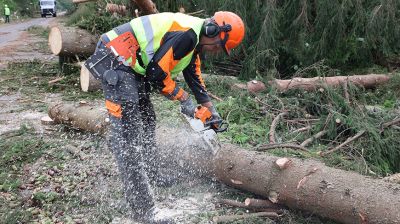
top-left (85, 11), bottom-right (245, 223)
top-left (4, 4), bottom-right (10, 23)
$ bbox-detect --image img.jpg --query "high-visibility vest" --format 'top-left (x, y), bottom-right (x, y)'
top-left (105, 13), bottom-right (205, 78)
top-left (4, 7), bottom-right (10, 16)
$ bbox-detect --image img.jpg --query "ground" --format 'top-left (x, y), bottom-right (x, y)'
top-left (0, 18), bottom-right (337, 224)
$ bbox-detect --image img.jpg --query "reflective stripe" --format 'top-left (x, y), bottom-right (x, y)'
top-left (140, 16), bottom-right (155, 62)
top-left (105, 30), bottom-right (118, 41)
top-left (100, 34), bottom-right (111, 44)
top-left (113, 23), bottom-right (135, 35)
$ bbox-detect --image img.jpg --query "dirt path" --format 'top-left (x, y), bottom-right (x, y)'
top-left (0, 18), bottom-right (56, 47)
top-left (0, 17), bottom-right (58, 69)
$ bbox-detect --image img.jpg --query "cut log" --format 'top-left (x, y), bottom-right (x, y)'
top-left (48, 103), bottom-right (108, 134)
top-left (132, 0), bottom-right (158, 15)
top-left (270, 74), bottom-right (391, 92)
top-left (106, 3), bottom-right (127, 16)
top-left (48, 26), bottom-right (98, 57)
top-left (79, 62), bottom-right (102, 92)
top-left (48, 103), bottom-right (400, 224)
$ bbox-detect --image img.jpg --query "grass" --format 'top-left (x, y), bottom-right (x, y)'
top-left (26, 25), bottom-right (50, 39)
top-left (0, 124), bottom-right (53, 222)
top-left (0, 124), bottom-right (51, 192)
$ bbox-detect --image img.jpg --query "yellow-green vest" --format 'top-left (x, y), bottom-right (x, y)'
top-left (4, 7), bottom-right (10, 16)
top-left (105, 13), bottom-right (205, 78)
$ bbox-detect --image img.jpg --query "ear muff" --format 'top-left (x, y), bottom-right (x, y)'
top-left (202, 20), bottom-right (233, 39)
top-left (202, 21), bottom-right (221, 38)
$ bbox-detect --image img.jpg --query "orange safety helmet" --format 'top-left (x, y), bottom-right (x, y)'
top-left (213, 11), bottom-right (245, 55)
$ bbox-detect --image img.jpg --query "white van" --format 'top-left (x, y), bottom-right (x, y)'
top-left (39, 0), bottom-right (57, 17)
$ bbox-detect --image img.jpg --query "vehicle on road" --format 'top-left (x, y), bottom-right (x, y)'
top-left (39, 0), bottom-right (57, 17)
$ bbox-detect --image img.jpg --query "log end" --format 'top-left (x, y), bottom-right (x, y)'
top-left (80, 64), bottom-right (90, 92)
top-left (48, 26), bottom-right (62, 55)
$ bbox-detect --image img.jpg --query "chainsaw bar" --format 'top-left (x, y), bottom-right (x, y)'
top-left (183, 115), bottom-right (221, 155)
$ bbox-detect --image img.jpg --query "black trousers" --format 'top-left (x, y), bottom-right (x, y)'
top-left (95, 42), bottom-right (160, 218)
top-left (5, 15), bottom-right (9, 23)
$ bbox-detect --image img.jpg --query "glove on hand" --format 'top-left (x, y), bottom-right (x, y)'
top-left (180, 97), bottom-right (196, 118)
top-left (208, 106), bottom-right (222, 126)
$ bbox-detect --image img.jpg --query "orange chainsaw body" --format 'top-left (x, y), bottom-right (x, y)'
top-left (106, 32), bottom-right (139, 67)
top-left (194, 106), bottom-right (213, 124)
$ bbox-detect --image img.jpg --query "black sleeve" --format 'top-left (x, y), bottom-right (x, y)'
top-left (182, 53), bottom-right (211, 104)
top-left (145, 29), bottom-right (198, 99)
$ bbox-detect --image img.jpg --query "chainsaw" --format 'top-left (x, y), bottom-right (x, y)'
top-left (184, 106), bottom-right (228, 155)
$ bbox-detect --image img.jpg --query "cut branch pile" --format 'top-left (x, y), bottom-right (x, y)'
top-left (48, 103), bottom-right (108, 135)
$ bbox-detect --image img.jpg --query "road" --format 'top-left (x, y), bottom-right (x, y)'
top-left (0, 17), bottom-right (56, 48)
top-left (0, 17), bottom-right (58, 69)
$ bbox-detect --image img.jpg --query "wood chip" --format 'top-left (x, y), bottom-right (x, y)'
top-left (231, 179), bottom-right (243, 185)
top-left (275, 158), bottom-right (292, 170)
top-left (41, 116), bottom-right (55, 125)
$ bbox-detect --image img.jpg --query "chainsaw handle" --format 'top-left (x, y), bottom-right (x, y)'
top-left (205, 119), bottom-right (229, 133)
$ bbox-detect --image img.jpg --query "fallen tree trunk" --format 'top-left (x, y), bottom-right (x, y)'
top-left (48, 26), bottom-right (98, 57)
top-left (48, 103), bottom-right (108, 135)
top-left (47, 103), bottom-right (400, 224)
top-left (132, 0), bottom-right (158, 15)
top-left (79, 62), bottom-right (102, 92)
top-left (271, 74), bottom-right (391, 92)
top-left (106, 3), bottom-right (127, 16)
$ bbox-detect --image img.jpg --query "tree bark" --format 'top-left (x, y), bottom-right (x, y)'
top-left (132, 0), bottom-right (158, 15)
top-left (79, 62), bottom-right (102, 92)
top-left (48, 26), bottom-right (98, 57)
top-left (213, 146), bottom-right (400, 224)
top-left (48, 103), bottom-right (108, 135)
top-left (106, 3), bottom-right (127, 16)
top-left (270, 74), bottom-right (391, 92)
top-left (47, 102), bottom-right (400, 224)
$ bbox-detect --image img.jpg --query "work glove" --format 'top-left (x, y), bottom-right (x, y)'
top-left (180, 97), bottom-right (196, 118)
top-left (208, 105), bottom-right (222, 127)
